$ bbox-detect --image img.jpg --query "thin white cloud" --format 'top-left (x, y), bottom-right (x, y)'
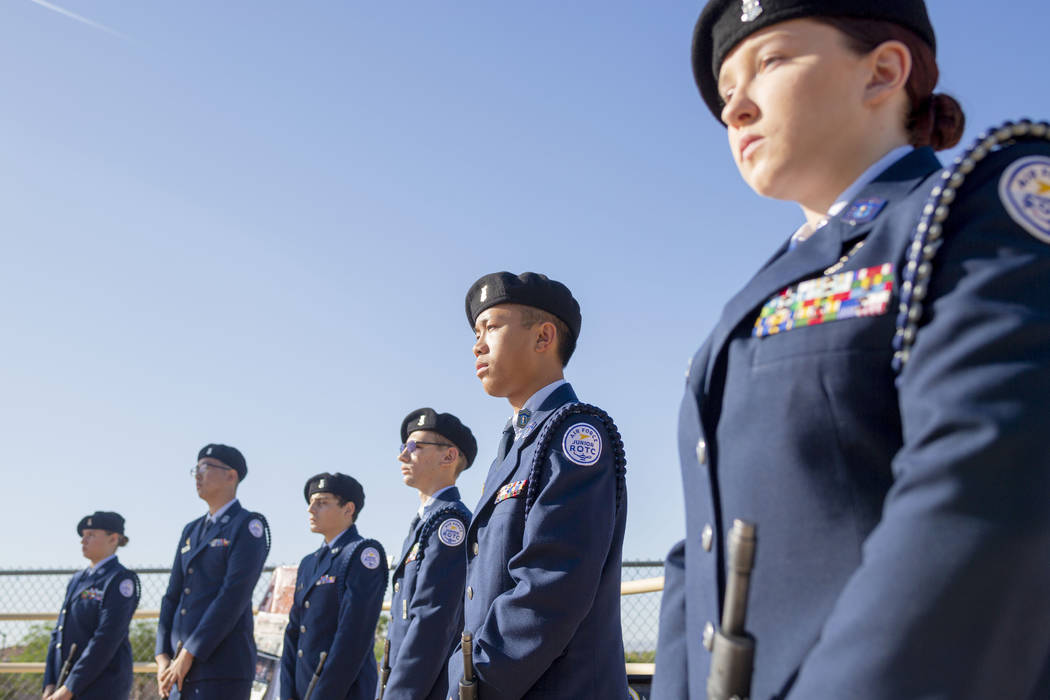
top-left (25, 0), bottom-right (125, 39)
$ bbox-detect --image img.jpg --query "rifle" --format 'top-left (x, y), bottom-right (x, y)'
top-left (459, 631), bottom-right (477, 700)
top-left (56, 642), bottom-right (78, 688)
top-left (303, 650), bottom-right (327, 700)
top-left (707, 519), bottom-right (757, 700)
top-left (376, 639), bottom-right (391, 700)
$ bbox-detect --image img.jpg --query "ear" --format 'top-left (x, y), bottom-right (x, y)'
top-left (345, 501), bottom-right (356, 523)
top-left (442, 446), bottom-right (459, 465)
top-left (863, 39), bottom-right (911, 108)
top-left (534, 321), bottom-right (558, 354)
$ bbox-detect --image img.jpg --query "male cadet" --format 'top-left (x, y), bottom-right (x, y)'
top-left (155, 443), bottom-right (270, 700)
top-left (381, 408), bottom-right (476, 700)
top-left (447, 272), bottom-right (629, 699)
top-left (280, 472), bottom-right (387, 700)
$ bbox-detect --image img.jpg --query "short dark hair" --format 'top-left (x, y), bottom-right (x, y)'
top-left (518, 305), bottom-right (575, 367)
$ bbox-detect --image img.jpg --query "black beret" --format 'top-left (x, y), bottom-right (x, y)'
top-left (77, 511), bottom-right (125, 536)
top-left (198, 443), bottom-right (247, 480)
top-left (465, 272), bottom-right (582, 343)
top-left (692, 0), bottom-right (936, 122)
top-left (401, 407), bottom-right (479, 468)
top-left (303, 472), bottom-right (365, 512)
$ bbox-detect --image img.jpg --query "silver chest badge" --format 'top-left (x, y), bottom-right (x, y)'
top-left (741, 0), bottom-right (763, 22)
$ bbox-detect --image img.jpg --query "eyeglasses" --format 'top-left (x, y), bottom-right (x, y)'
top-left (189, 463), bottom-right (234, 477)
top-left (400, 440), bottom-right (454, 455)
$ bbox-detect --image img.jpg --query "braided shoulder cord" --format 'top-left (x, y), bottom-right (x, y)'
top-left (523, 402), bottom-right (627, 522)
top-left (415, 504), bottom-right (472, 564)
top-left (893, 118), bottom-right (1050, 373)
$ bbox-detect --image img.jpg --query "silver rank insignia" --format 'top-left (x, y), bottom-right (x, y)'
top-left (741, 0), bottom-right (763, 22)
top-left (318, 478), bottom-right (325, 488)
top-left (479, 285), bottom-right (488, 302)
top-left (418, 414), bottom-right (426, 426)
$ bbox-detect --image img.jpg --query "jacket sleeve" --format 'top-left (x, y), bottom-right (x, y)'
top-left (155, 533), bottom-right (185, 657)
top-left (279, 564), bottom-right (304, 700)
top-left (383, 513), bottom-right (468, 700)
top-left (650, 540), bottom-right (688, 700)
top-left (184, 515), bottom-right (268, 661)
top-left (43, 576), bottom-right (76, 688)
top-left (456, 416), bottom-right (622, 698)
top-left (788, 142), bottom-right (1050, 699)
top-left (314, 543), bottom-right (388, 698)
top-left (64, 573), bottom-right (139, 695)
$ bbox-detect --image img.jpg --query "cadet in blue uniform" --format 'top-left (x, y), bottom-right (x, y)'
top-left (652, 2), bottom-right (1050, 698)
top-left (280, 472), bottom-right (388, 700)
top-left (380, 408), bottom-right (476, 700)
top-left (43, 511), bottom-right (140, 700)
top-left (447, 272), bottom-right (629, 699)
top-left (156, 444), bottom-right (270, 700)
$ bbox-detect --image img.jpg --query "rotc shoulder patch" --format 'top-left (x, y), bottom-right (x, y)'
top-left (248, 519), bottom-right (264, 538)
top-left (438, 518), bottom-right (466, 547)
top-left (360, 547), bottom-right (381, 569)
top-left (562, 423), bottom-right (602, 466)
top-left (999, 155), bottom-right (1050, 243)
top-left (119, 579), bottom-right (135, 598)
top-left (495, 479), bottom-right (527, 504)
top-left (754, 263), bottom-right (895, 337)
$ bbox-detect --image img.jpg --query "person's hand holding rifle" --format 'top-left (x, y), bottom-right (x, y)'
top-left (41, 642), bottom-right (78, 700)
top-left (459, 631), bottom-right (477, 700)
top-left (707, 520), bottom-right (757, 700)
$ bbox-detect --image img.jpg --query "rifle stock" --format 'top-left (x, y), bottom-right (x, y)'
top-left (376, 639), bottom-right (391, 700)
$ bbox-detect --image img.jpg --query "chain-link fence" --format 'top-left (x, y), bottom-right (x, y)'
top-left (0, 562), bottom-right (663, 700)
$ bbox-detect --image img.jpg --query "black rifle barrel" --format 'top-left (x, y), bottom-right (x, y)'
top-left (707, 519), bottom-right (757, 700)
top-left (303, 650), bottom-right (328, 700)
top-left (459, 631), bottom-right (477, 700)
top-left (56, 642), bottom-right (78, 687)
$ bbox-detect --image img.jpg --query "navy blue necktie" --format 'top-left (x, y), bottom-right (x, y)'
top-left (497, 423), bottom-right (515, 461)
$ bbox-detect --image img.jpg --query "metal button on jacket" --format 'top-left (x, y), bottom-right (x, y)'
top-left (701, 524), bottom-right (714, 552)
top-left (696, 439), bottom-right (707, 465)
top-left (702, 621), bottom-right (715, 651)
top-left (467, 586), bottom-right (473, 600)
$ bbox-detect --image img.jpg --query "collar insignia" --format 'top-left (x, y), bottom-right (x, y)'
top-left (843, 197), bottom-right (887, 226)
top-left (515, 409), bottom-right (531, 430)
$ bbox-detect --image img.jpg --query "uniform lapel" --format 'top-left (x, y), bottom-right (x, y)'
top-left (304, 525), bottom-right (358, 596)
top-left (476, 383), bottom-right (577, 514)
top-left (702, 148), bottom-right (942, 394)
top-left (69, 569), bottom-right (94, 601)
top-left (184, 501), bottom-right (243, 564)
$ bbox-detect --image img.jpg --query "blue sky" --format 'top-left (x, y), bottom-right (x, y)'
top-left (2, 0), bottom-right (1048, 570)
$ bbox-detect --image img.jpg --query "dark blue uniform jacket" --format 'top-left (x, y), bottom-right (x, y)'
top-left (382, 487), bottom-right (471, 700)
top-left (44, 557), bottom-right (140, 699)
top-left (280, 525), bottom-right (388, 700)
top-left (156, 501), bottom-right (270, 684)
top-left (448, 382), bottom-right (630, 699)
top-left (652, 140), bottom-right (1050, 699)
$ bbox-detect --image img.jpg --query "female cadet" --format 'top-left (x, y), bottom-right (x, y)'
top-left (654, 1), bottom-right (1050, 699)
top-left (42, 511), bottom-right (141, 700)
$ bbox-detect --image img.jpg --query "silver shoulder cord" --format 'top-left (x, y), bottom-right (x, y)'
top-left (892, 119), bottom-right (1050, 373)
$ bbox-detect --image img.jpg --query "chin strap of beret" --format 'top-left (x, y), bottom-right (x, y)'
top-left (524, 402), bottom-right (627, 521)
top-left (894, 118), bottom-right (1050, 373)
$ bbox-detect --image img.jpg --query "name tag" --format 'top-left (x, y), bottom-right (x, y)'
top-left (754, 263), bottom-right (895, 338)
top-left (494, 479), bottom-right (527, 504)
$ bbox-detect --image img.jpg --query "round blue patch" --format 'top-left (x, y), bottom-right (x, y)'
top-left (561, 422), bottom-right (602, 466)
top-left (360, 546), bottom-right (381, 569)
top-left (438, 518), bottom-right (466, 547)
top-left (999, 155), bottom-right (1050, 244)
